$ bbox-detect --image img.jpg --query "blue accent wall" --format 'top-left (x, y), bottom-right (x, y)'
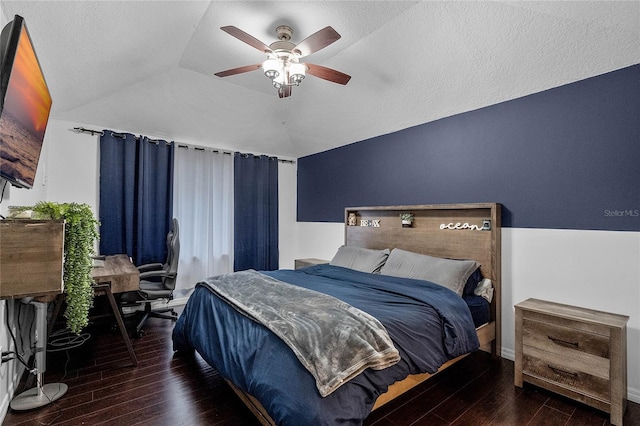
top-left (297, 65), bottom-right (639, 231)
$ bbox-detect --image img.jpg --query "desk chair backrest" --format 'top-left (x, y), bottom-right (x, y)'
top-left (164, 218), bottom-right (180, 291)
top-left (126, 218), bottom-right (181, 336)
top-left (135, 218), bottom-right (180, 297)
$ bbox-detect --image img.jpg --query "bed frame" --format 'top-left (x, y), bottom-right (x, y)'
top-left (227, 203), bottom-right (502, 424)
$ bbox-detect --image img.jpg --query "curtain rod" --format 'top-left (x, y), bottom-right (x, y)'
top-left (71, 126), bottom-right (296, 164)
top-left (177, 144), bottom-right (295, 164)
top-left (72, 126), bottom-right (104, 136)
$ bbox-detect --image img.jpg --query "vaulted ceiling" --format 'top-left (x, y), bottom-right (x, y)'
top-left (2, 1), bottom-right (638, 158)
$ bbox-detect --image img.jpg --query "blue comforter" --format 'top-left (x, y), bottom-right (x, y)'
top-left (172, 264), bottom-right (479, 425)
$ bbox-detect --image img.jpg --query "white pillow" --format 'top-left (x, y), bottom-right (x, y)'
top-left (474, 278), bottom-right (494, 303)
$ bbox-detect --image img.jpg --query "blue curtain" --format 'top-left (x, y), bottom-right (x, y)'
top-left (99, 131), bottom-right (174, 265)
top-left (98, 132), bottom-right (136, 258)
top-left (234, 153), bottom-right (279, 271)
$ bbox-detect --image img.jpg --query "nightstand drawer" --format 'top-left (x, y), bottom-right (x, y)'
top-left (522, 318), bottom-right (610, 359)
top-left (522, 340), bottom-right (610, 382)
top-left (523, 354), bottom-right (610, 402)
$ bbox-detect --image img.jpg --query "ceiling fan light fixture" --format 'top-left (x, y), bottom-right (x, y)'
top-left (272, 72), bottom-right (285, 89)
top-left (216, 25), bottom-right (350, 98)
top-left (289, 63), bottom-right (306, 85)
top-left (262, 58), bottom-right (281, 79)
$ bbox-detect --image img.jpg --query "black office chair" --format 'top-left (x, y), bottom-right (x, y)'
top-left (121, 218), bottom-right (180, 337)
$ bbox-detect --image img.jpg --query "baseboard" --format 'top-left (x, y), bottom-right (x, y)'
top-left (501, 347), bottom-right (515, 361)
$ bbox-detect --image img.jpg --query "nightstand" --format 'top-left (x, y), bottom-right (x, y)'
top-left (515, 298), bottom-right (628, 425)
top-left (294, 258), bottom-right (329, 269)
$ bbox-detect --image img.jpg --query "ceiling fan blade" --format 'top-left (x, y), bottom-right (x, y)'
top-left (221, 26), bottom-right (273, 53)
top-left (306, 63), bottom-right (351, 85)
top-left (214, 64), bottom-right (261, 78)
top-left (293, 26), bottom-right (341, 57)
top-left (278, 85), bottom-right (292, 98)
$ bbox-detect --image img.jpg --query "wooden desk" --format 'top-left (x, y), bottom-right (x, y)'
top-left (92, 255), bottom-right (139, 366)
top-left (91, 254), bottom-right (139, 294)
top-left (49, 255), bottom-right (140, 366)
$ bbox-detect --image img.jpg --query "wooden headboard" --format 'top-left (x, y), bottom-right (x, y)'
top-left (344, 203), bottom-right (502, 355)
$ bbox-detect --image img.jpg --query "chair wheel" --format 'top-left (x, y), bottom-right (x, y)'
top-left (136, 329), bottom-right (145, 338)
top-left (111, 324), bottom-right (118, 333)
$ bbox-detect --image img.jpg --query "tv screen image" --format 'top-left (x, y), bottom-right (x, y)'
top-left (0, 15), bottom-right (52, 189)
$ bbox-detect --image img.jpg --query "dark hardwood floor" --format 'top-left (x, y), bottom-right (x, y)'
top-left (4, 306), bottom-right (639, 426)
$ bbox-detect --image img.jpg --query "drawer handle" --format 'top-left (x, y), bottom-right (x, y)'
top-left (547, 364), bottom-right (579, 378)
top-left (548, 335), bottom-right (579, 349)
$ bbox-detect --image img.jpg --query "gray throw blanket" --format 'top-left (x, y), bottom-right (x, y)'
top-left (200, 270), bottom-right (400, 397)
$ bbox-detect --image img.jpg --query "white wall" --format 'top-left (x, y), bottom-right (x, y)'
top-left (502, 228), bottom-right (640, 363)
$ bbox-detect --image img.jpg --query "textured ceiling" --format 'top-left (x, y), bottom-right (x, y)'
top-left (1, 1), bottom-right (638, 159)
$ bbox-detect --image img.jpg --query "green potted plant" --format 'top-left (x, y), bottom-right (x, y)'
top-left (399, 212), bottom-right (414, 227)
top-left (13, 202), bottom-right (99, 334)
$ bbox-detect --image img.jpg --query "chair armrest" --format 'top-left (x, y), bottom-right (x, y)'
top-left (137, 262), bottom-right (164, 273)
top-left (139, 270), bottom-right (177, 280)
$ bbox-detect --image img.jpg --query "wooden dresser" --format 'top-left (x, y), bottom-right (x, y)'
top-left (515, 298), bottom-right (628, 425)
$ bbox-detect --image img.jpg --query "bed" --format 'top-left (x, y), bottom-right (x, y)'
top-left (172, 203), bottom-right (502, 425)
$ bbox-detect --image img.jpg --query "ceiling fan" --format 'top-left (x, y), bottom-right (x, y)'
top-left (215, 25), bottom-right (351, 98)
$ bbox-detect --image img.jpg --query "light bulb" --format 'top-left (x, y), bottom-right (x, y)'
top-left (289, 63), bottom-right (306, 85)
top-left (262, 58), bottom-right (281, 80)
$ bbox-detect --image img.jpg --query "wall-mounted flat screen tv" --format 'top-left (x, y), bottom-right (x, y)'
top-left (0, 15), bottom-right (52, 189)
